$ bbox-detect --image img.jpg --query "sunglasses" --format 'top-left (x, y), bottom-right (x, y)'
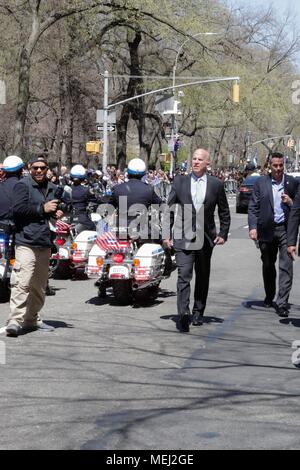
top-left (31, 166), bottom-right (48, 171)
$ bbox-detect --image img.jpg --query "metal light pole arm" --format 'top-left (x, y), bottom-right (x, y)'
top-left (250, 134), bottom-right (292, 147)
top-left (105, 76), bottom-right (240, 111)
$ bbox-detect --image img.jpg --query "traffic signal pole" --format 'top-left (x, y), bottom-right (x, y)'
top-left (102, 71), bottom-right (109, 175)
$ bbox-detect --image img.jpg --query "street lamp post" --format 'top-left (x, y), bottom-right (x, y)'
top-left (172, 32), bottom-right (220, 90)
top-left (171, 32), bottom-right (220, 175)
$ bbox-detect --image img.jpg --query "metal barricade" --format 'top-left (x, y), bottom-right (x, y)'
top-left (224, 179), bottom-right (238, 194)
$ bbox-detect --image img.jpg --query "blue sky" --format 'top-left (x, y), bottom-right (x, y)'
top-left (233, 1), bottom-right (300, 66)
top-left (237, 0), bottom-right (300, 19)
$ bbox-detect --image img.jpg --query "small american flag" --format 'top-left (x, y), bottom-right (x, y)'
top-left (55, 219), bottom-right (71, 233)
top-left (95, 231), bottom-right (131, 252)
top-left (95, 231), bottom-right (120, 252)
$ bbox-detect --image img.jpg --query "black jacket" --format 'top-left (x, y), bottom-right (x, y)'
top-left (109, 178), bottom-right (162, 235)
top-left (0, 176), bottom-right (21, 222)
top-left (248, 174), bottom-right (299, 242)
top-left (63, 184), bottom-right (96, 230)
top-left (13, 176), bottom-right (57, 248)
top-left (287, 184), bottom-right (300, 246)
top-left (167, 174), bottom-right (230, 250)
top-left (111, 178), bottom-right (162, 209)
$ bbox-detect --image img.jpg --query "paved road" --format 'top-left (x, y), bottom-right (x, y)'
top-left (1, 200), bottom-right (300, 450)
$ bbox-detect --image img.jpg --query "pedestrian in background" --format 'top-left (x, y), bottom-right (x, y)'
top-left (287, 185), bottom-right (300, 261)
top-left (248, 152), bottom-right (299, 318)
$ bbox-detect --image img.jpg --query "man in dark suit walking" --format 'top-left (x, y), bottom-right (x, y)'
top-left (248, 152), bottom-right (299, 318)
top-left (163, 148), bottom-right (230, 332)
top-left (287, 187), bottom-right (300, 259)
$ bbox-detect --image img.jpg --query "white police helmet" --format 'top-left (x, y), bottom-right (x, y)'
top-left (70, 164), bottom-right (86, 179)
top-left (3, 155), bottom-right (24, 173)
top-left (127, 158), bottom-right (146, 176)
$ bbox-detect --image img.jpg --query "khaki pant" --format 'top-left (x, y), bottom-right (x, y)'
top-left (7, 245), bottom-right (51, 327)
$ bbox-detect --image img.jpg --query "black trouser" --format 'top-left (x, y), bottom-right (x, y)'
top-left (259, 225), bottom-right (293, 308)
top-left (175, 238), bottom-right (213, 316)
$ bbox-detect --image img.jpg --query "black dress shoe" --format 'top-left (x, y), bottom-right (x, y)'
top-left (46, 286), bottom-right (56, 296)
top-left (192, 312), bottom-right (203, 326)
top-left (177, 314), bottom-right (190, 332)
top-left (263, 298), bottom-right (273, 308)
top-left (276, 307), bottom-right (289, 318)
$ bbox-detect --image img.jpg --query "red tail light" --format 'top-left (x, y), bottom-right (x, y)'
top-left (55, 238), bottom-right (66, 246)
top-left (112, 253), bottom-right (124, 264)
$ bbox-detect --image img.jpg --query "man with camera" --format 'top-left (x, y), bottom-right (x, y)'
top-left (6, 155), bottom-right (63, 337)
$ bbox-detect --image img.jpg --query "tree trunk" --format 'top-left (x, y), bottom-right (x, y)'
top-left (13, 48), bottom-right (31, 156)
top-left (116, 31), bottom-right (142, 169)
top-left (58, 61), bottom-right (73, 168)
top-left (213, 127), bottom-right (226, 167)
top-left (116, 107), bottom-right (129, 170)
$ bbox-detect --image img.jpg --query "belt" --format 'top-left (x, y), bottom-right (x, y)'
top-left (274, 221), bottom-right (286, 227)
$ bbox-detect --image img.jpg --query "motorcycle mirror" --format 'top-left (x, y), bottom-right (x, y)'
top-left (91, 213), bottom-right (101, 223)
top-left (63, 185), bottom-right (72, 196)
top-left (62, 185), bottom-right (73, 202)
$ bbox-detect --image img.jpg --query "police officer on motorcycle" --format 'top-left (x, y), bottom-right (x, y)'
top-left (66, 164), bottom-right (98, 234)
top-left (0, 156), bottom-right (24, 301)
top-left (111, 158), bottom-right (162, 237)
top-left (0, 155), bottom-right (24, 225)
top-left (110, 158), bottom-right (173, 275)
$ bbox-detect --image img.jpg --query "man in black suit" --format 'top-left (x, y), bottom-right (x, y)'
top-left (248, 152), bottom-right (299, 318)
top-left (163, 148), bottom-right (230, 332)
top-left (287, 185), bottom-right (300, 260)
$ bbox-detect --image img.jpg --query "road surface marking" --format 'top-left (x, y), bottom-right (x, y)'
top-left (160, 360), bottom-right (182, 369)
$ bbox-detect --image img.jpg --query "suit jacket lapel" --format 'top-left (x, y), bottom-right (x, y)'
top-left (187, 174), bottom-right (193, 206)
top-left (267, 175), bottom-right (274, 211)
top-left (203, 175), bottom-right (209, 204)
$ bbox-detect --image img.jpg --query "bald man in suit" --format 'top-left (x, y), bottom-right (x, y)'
top-left (164, 148), bottom-right (231, 332)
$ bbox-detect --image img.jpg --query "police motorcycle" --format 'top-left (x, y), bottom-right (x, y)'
top-left (86, 158), bottom-right (174, 305)
top-left (86, 216), bottom-right (173, 305)
top-left (49, 166), bottom-right (99, 279)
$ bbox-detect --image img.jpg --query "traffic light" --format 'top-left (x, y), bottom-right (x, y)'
top-left (159, 153), bottom-right (171, 162)
top-left (85, 140), bottom-right (103, 154)
top-left (232, 81), bottom-right (240, 103)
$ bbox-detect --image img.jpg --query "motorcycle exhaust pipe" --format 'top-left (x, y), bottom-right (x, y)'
top-left (132, 276), bottom-right (163, 291)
